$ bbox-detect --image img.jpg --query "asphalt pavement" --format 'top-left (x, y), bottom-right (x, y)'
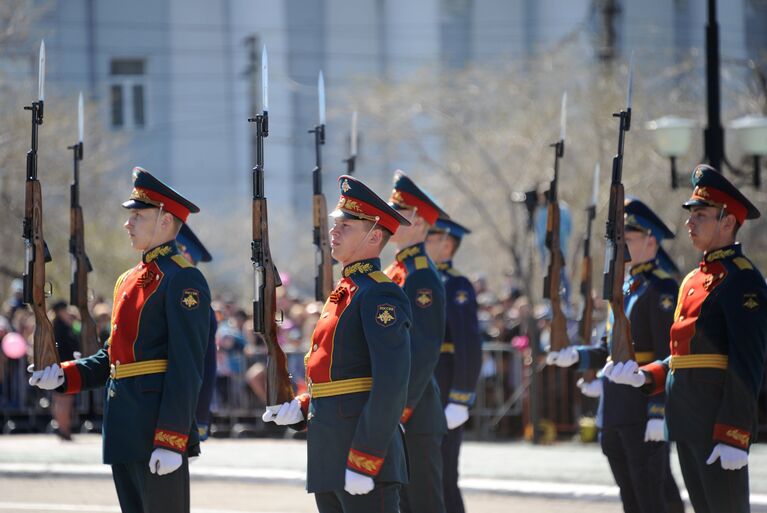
top-left (1, 434), bottom-right (766, 510)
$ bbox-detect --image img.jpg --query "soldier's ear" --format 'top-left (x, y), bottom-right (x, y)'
top-left (723, 212), bottom-right (738, 234)
top-left (368, 227), bottom-right (383, 246)
top-left (160, 211), bottom-right (177, 231)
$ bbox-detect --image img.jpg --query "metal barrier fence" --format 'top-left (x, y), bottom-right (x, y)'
top-left (3, 344), bottom-right (766, 440)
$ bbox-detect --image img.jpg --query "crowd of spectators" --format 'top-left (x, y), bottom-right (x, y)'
top-left (15, 273), bottom-right (761, 441)
top-left (0, 271), bottom-right (584, 437)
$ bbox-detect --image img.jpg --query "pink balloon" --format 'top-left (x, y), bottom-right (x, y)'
top-left (2, 332), bottom-right (28, 359)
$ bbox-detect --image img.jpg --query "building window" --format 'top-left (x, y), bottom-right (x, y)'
top-left (109, 58), bottom-right (146, 129)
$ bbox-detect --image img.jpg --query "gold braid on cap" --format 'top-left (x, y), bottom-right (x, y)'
top-left (129, 188), bottom-right (161, 207)
top-left (335, 197), bottom-right (378, 222)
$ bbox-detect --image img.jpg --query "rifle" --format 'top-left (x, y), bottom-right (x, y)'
top-left (69, 92), bottom-right (100, 357)
top-left (602, 57), bottom-right (636, 363)
top-left (23, 41), bottom-right (59, 370)
top-left (579, 162), bottom-right (600, 346)
top-left (249, 46), bottom-right (293, 409)
top-left (542, 92), bottom-right (569, 352)
top-left (343, 110), bottom-right (357, 175)
top-left (310, 71), bottom-right (333, 302)
top-left (579, 163), bottom-right (599, 382)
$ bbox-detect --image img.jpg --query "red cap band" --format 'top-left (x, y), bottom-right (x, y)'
top-left (336, 195), bottom-right (400, 234)
top-left (390, 190), bottom-right (440, 225)
top-left (133, 187), bottom-right (191, 222)
top-left (690, 186), bottom-right (747, 224)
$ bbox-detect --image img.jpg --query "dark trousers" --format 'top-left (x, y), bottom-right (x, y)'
top-left (441, 426), bottom-right (465, 513)
top-left (677, 440), bottom-right (750, 513)
top-left (112, 458), bottom-right (190, 513)
top-left (401, 432), bottom-right (446, 513)
top-left (601, 424), bottom-right (680, 513)
top-left (315, 483), bottom-right (400, 513)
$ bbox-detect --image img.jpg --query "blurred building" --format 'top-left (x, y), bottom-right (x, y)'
top-left (7, 0), bottom-right (767, 223)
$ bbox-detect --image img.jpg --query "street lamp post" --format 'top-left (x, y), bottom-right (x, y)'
top-left (728, 115), bottom-right (767, 188)
top-left (645, 116), bottom-right (696, 188)
top-left (645, 0), bottom-right (766, 189)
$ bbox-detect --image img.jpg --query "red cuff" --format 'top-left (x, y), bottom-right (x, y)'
top-left (154, 429), bottom-right (189, 453)
top-left (400, 407), bottom-right (413, 424)
top-left (713, 423), bottom-right (751, 450)
top-left (297, 393), bottom-right (311, 418)
top-left (347, 448), bottom-right (384, 477)
top-left (61, 360), bottom-right (82, 394)
top-left (641, 362), bottom-right (667, 395)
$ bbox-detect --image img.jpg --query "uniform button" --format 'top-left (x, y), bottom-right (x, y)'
top-left (678, 316), bottom-right (684, 321)
top-left (350, 286), bottom-right (357, 292)
top-left (702, 266), bottom-right (708, 273)
top-left (313, 344), bottom-right (319, 352)
top-left (718, 273), bottom-right (724, 278)
top-left (321, 312), bottom-right (329, 318)
top-left (673, 341), bottom-right (679, 347)
top-left (109, 389), bottom-right (116, 398)
top-left (113, 324), bottom-right (117, 332)
top-left (122, 292), bottom-right (128, 299)
top-left (687, 289), bottom-right (695, 296)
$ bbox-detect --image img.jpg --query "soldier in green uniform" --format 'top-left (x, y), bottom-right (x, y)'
top-left (606, 165), bottom-right (767, 513)
top-left (384, 170), bottom-right (448, 513)
top-left (30, 167), bottom-right (211, 513)
top-left (425, 218), bottom-right (482, 513)
top-left (263, 175), bottom-right (413, 513)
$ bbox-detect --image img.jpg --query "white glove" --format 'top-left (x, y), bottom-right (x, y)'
top-left (706, 443), bottom-right (749, 470)
top-left (576, 377), bottom-right (603, 398)
top-left (644, 418), bottom-right (666, 442)
top-left (27, 364), bottom-right (64, 390)
top-left (444, 403), bottom-right (470, 430)
top-left (344, 469), bottom-right (375, 495)
top-left (261, 399), bottom-right (304, 425)
top-left (148, 448), bottom-right (183, 476)
top-left (546, 346), bottom-right (579, 367)
top-left (602, 360), bottom-right (645, 388)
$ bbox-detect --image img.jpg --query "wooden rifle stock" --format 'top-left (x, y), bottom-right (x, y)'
top-left (70, 204), bottom-right (99, 356)
top-left (313, 193), bottom-right (333, 302)
top-left (604, 183), bottom-right (635, 363)
top-left (26, 180), bottom-right (58, 369)
top-left (543, 201), bottom-right (569, 351)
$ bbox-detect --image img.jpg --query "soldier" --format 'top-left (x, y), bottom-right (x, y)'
top-left (384, 170), bottom-right (448, 513)
top-left (176, 223), bottom-right (217, 442)
top-left (263, 175), bottom-right (413, 513)
top-left (606, 165), bottom-right (767, 513)
top-left (548, 198), bottom-right (683, 513)
top-left (424, 218), bottom-right (482, 513)
top-left (29, 167), bottom-right (211, 513)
